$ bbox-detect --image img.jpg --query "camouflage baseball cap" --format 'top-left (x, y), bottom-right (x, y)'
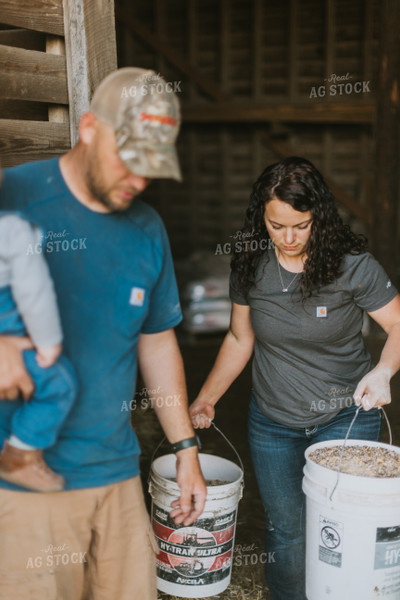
top-left (89, 67), bottom-right (182, 181)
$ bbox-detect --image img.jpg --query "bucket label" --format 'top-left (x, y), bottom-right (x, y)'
top-left (318, 516), bottom-right (344, 568)
top-left (374, 525), bottom-right (400, 570)
top-left (152, 503), bottom-right (236, 586)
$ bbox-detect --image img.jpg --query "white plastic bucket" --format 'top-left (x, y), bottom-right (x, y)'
top-left (303, 439), bottom-right (400, 600)
top-left (149, 452), bottom-right (243, 598)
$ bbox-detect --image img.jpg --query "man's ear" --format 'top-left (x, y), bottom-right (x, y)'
top-left (78, 112), bottom-right (98, 145)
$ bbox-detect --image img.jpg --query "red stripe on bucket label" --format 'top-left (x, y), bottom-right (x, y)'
top-left (153, 505), bottom-right (237, 532)
top-left (153, 519), bottom-right (235, 545)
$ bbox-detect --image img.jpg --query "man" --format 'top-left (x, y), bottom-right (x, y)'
top-left (0, 67), bottom-right (206, 600)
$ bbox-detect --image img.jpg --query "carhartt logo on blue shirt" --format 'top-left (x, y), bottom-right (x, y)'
top-left (316, 306), bottom-right (327, 318)
top-left (129, 287), bottom-right (145, 306)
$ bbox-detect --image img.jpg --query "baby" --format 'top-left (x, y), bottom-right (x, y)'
top-left (0, 211), bottom-right (77, 492)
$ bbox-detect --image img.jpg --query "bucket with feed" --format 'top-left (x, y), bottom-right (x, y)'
top-left (149, 451), bottom-right (243, 598)
top-left (303, 439), bottom-right (400, 600)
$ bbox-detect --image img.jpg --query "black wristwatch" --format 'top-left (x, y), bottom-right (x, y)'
top-left (170, 435), bottom-right (199, 453)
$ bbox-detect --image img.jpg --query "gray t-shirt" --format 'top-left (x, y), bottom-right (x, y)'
top-left (230, 249), bottom-right (398, 427)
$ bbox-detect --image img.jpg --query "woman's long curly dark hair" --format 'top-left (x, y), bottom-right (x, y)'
top-left (231, 156), bottom-right (367, 298)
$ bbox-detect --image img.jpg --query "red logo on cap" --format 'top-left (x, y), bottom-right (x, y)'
top-left (140, 113), bottom-right (177, 126)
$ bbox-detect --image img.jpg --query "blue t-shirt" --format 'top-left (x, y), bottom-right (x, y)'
top-left (0, 158), bottom-right (182, 491)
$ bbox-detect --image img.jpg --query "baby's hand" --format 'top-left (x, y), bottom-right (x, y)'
top-left (36, 343), bottom-right (62, 368)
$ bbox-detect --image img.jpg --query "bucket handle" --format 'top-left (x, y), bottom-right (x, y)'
top-left (328, 405), bottom-right (392, 502)
top-left (148, 421), bottom-right (245, 490)
top-left (210, 421), bottom-right (245, 485)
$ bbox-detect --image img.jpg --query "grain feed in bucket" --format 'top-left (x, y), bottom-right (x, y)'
top-left (303, 438), bottom-right (400, 600)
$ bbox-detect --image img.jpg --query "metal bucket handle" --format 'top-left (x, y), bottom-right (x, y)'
top-left (328, 405), bottom-right (392, 502)
top-left (148, 420), bottom-right (245, 491)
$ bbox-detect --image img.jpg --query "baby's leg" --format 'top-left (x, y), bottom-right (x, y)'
top-left (0, 351), bottom-right (77, 492)
top-left (11, 350), bottom-right (77, 448)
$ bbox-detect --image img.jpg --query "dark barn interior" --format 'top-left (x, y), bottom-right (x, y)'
top-left (1, 1), bottom-right (400, 598)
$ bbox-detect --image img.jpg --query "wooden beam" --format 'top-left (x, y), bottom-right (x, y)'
top-left (0, 44), bottom-right (67, 104)
top-left (289, 0), bottom-right (299, 102)
top-left (220, 0), bottom-right (230, 93)
top-left (373, 0), bottom-right (400, 282)
top-left (182, 103), bottom-right (375, 124)
top-left (187, 0), bottom-right (197, 102)
top-left (46, 36), bottom-right (69, 125)
top-left (325, 0), bottom-right (335, 83)
top-left (115, 5), bottom-right (230, 103)
top-left (363, 0), bottom-right (374, 81)
top-left (0, 0), bottom-right (64, 36)
top-left (0, 119), bottom-right (70, 167)
top-left (155, 0), bottom-right (167, 78)
top-left (253, 0), bottom-right (263, 102)
top-left (63, 0), bottom-right (117, 146)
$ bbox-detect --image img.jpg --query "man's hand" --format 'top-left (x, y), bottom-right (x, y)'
top-left (169, 447), bottom-right (207, 526)
top-left (353, 365), bottom-right (392, 411)
top-left (0, 336), bottom-right (34, 400)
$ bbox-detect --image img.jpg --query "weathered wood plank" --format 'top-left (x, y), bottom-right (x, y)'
top-left (0, 119), bottom-right (70, 167)
top-left (63, 0), bottom-right (117, 145)
top-left (182, 103), bottom-right (374, 124)
top-left (46, 35), bottom-right (69, 123)
top-left (0, 44), bottom-right (67, 104)
top-left (0, 0), bottom-right (64, 36)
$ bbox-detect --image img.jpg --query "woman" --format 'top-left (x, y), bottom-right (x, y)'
top-left (189, 157), bottom-right (400, 600)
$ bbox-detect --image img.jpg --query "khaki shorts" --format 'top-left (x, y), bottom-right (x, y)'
top-left (0, 476), bottom-right (158, 600)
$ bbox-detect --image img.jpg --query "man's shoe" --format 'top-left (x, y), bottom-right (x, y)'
top-left (0, 441), bottom-right (64, 492)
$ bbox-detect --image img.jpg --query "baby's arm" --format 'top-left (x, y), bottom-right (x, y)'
top-left (6, 216), bottom-right (63, 351)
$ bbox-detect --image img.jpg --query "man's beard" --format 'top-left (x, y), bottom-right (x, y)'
top-left (86, 163), bottom-right (134, 213)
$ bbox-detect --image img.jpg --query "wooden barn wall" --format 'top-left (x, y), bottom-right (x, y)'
top-left (0, 0), bottom-right (117, 167)
top-left (0, 0), bottom-right (70, 167)
top-left (116, 0), bottom-right (379, 258)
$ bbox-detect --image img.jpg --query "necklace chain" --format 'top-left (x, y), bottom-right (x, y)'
top-left (276, 256), bottom-right (300, 292)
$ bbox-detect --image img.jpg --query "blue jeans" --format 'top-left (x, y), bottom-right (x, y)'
top-left (247, 394), bottom-right (381, 600)
top-left (0, 285), bottom-right (77, 449)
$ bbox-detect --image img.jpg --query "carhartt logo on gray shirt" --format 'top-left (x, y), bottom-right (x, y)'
top-left (316, 306), bottom-right (327, 318)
